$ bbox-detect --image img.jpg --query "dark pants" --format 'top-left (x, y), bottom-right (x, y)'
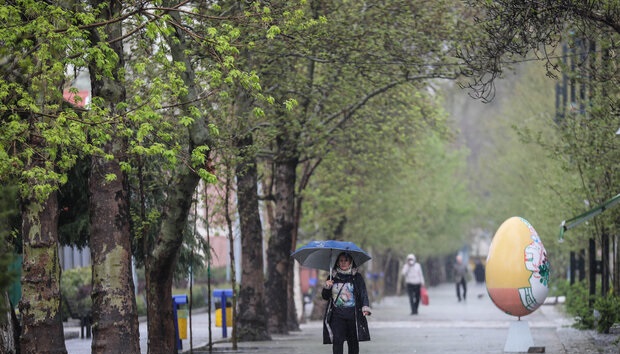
top-left (406, 283), bottom-right (421, 314)
top-left (456, 277), bottom-right (467, 301)
top-left (331, 307), bottom-right (358, 354)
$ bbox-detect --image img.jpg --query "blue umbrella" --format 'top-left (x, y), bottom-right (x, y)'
top-left (291, 240), bottom-right (371, 272)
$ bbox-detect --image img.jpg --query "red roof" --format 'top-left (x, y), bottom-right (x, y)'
top-left (62, 90), bottom-right (90, 107)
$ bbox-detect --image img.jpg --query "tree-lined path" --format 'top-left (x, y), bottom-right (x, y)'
top-left (66, 282), bottom-right (619, 354)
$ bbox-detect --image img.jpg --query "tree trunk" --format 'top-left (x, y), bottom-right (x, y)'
top-left (235, 134), bottom-right (270, 341)
top-left (265, 152), bottom-right (298, 334)
top-left (145, 259), bottom-right (175, 353)
top-left (1, 292), bottom-right (19, 353)
top-left (144, 172), bottom-right (198, 354)
top-left (87, 0), bottom-right (140, 352)
top-left (19, 191), bottom-right (67, 354)
top-left (88, 150), bottom-right (140, 354)
top-left (288, 186), bottom-right (305, 330)
top-left (143, 1), bottom-right (212, 352)
top-left (614, 234), bottom-right (619, 295)
top-left (286, 262), bottom-right (299, 331)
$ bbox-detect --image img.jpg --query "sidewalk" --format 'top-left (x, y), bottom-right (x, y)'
top-left (65, 282), bottom-right (619, 353)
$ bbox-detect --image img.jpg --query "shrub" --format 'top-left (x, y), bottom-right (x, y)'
top-left (564, 281), bottom-right (594, 329)
top-left (563, 280), bottom-right (620, 333)
top-left (593, 292), bottom-right (620, 334)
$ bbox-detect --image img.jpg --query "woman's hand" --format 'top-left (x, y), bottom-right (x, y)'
top-left (324, 279), bottom-right (334, 289)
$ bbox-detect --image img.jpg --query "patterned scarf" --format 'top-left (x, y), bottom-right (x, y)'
top-left (336, 266), bottom-right (353, 275)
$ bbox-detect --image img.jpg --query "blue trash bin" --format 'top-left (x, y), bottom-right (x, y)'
top-left (173, 294), bottom-right (188, 351)
top-left (213, 289), bottom-right (233, 338)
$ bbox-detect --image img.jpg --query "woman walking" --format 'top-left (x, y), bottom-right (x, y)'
top-left (322, 252), bottom-right (371, 354)
top-left (401, 253), bottom-right (425, 315)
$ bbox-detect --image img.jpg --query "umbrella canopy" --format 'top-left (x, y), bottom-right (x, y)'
top-left (291, 240), bottom-right (371, 271)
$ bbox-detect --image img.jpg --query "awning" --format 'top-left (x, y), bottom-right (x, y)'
top-left (559, 193), bottom-right (620, 240)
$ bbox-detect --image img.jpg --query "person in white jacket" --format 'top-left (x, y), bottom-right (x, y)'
top-left (401, 254), bottom-right (425, 315)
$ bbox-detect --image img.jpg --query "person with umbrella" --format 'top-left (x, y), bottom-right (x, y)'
top-left (322, 252), bottom-right (371, 354)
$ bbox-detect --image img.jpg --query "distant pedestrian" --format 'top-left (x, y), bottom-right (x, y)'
top-left (473, 259), bottom-right (485, 284)
top-left (322, 252), bottom-right (371, 354)
top-left (401, 254), bottom-right (425, 315)
top-left (473, 259), bottom-right (486, 299)
top-left (453, 255), bottom-right (468, 302)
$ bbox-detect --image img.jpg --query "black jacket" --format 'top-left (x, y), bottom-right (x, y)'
top-left (321, 269), bottom-right (371, 344)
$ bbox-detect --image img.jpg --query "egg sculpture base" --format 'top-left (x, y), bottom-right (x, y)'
top-left (504, 320), bottom-right (534, 352)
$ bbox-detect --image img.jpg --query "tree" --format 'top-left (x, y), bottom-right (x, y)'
top-left (458, 0), bottom-right (620, 294)
top-left (114, 2), bottom-right (274, 350)
top-left (458, 0), bottom-right (620, 102)
top-left (301, 86), bottom-right (472, 283)
top-left (86, 1), bottom-right (140, 352)
top-left (250, 0), bottom-right (469, 332)
top-left (0, 1), bottom-right (97, 351)
top-left (135, 6), bottom-right (213, 352)
top-left (200, 1), bottom-right (286, 341)
top-left (234, 134), bottom-right (271, 340)
top-left (226, 85), bottom-right (272, 341)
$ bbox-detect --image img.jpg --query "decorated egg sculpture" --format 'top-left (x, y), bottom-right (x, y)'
top-left (486, 217), bottom-right (550, 317)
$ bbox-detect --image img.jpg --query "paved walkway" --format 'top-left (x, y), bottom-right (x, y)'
top-left (65, 282), bottom-right (619, 353)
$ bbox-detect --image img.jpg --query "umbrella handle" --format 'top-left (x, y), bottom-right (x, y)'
top-left (329, 249), bottom-right (333, 280)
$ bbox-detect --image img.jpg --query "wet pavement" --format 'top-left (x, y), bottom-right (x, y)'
top-left (65, 282), bottom-right (620, 353)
